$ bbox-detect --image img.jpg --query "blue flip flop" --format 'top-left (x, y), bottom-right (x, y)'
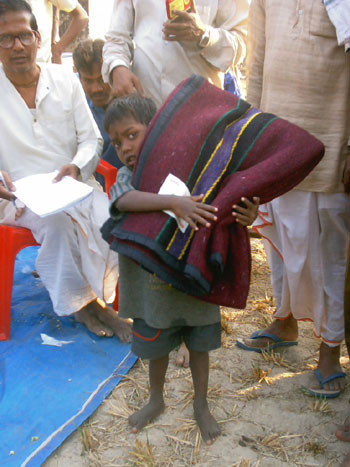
top-left (236, 331), bottom-right (298, 354)
top-left (305, 369), bottom-right (346, 399)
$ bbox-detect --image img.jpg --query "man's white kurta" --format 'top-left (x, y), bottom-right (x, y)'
top-left (0, 63), bottom-right (119, 316)
top-left (102, 0), bottom-right (248, 107)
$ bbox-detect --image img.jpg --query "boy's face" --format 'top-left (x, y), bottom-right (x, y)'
top-left (108, 117), bottom-right (147, 170)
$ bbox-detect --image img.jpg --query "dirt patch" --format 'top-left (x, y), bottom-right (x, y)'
top-left (44, 239), bottom-right (350, 467)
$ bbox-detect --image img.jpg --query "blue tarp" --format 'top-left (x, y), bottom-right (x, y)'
top-left (0, 247), bottom-right (137, 467)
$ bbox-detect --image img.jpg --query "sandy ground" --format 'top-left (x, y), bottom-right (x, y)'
top-left (44, 239), bottom-right (350, 467)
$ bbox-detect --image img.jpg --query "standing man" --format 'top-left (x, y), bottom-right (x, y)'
top-left (102, 0), bottom-right (249, 107)
top-left (237, 0), bottom-right (350, 398)
top-left (0, 0), bottom-right (131, 342)
top-left (73, 38), bottom-right (122, 185)
top-left (28, 0), bottom-right (88, 63)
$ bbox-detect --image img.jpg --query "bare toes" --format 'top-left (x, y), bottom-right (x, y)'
top-left (175, 343), bottom-right (189, 368)
top-left (74, 308), bottom-right (114, 337)
top-left (91, 304), bottom-right (132, 343)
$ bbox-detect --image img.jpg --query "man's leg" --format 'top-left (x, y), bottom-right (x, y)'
top-left (239, 238), bottom-right (298, 348)
top-left (237, 191), bottom-right (322, 350)
top-left (335, 254), bottom-right (350, 441)
top-left (309, 192), bottom-right (350, 393)
top-left (13, 207), bottom-right (131, 340)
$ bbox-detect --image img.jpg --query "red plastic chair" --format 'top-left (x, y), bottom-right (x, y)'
top-left (0, 162), bottom-right (118, 341)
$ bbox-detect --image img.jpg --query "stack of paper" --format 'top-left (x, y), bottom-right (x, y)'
top-left (158, 173), bottom-right (190, 233)
top-left (13, 171), bottom-right (93, 217)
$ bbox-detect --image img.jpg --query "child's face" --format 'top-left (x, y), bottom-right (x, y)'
top-left (108, 117), bottom-right (147, 170)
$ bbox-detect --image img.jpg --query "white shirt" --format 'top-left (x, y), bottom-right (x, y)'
top-left (0, 63), bottom-right (102, 186)
top-left (28, 0), bottom-right (77, 62)
top-left (102, 0), bottom-right (249, 107)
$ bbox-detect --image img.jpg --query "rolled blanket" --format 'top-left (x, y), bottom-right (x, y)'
top-left (102, 75), bottom-right (324, 308)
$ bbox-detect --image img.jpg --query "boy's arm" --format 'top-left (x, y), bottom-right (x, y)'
top-left (116, 190), bottom-right (217, 231)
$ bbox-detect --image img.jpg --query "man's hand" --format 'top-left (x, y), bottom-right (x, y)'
top-left (162, 0), bottom-right (205, 43)
top-left (54, 164), bottom-right (80, 182)
top-left (111, 66), bottom-right (144, 97)
top-left (342, 153), bottom-right (350, 195)
top-left (0, 170), bottom-right (16, 201)
top-left (171, 194), bottom-right (217, 230)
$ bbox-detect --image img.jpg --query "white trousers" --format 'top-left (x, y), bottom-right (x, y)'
top-left (2, 189), bottom-right (118, 316)
top-left (254, 190), bottom-right (350, 345)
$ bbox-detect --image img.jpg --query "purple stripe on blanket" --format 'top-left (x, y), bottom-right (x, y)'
top-left (167, 106), bottom-right (260, 259)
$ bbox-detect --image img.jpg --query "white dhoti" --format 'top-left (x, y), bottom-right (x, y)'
top-left (1, 189), bottom-right (118, 317)
top-left (254, 190), bottom-right (350, 345)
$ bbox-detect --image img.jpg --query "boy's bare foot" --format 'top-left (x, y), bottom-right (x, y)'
top-left (129, 398), bottom-right (165, 433)
top-left (238, 315), bottom-right (298, 351)
top-left (308, 342), bottom-right (345, 394)
top-left (175, 342), bottom-right (190, 368)
top-left (89, 300), bottom-right (132, 343)
top-left (194, 400), bottom-right (221, 445)
top-left (74, 306), bottom-right (114, 337)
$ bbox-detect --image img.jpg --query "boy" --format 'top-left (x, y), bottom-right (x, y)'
top-left (103, 95), bottom-right (259, 444)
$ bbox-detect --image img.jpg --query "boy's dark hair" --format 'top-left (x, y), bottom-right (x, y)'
top-left (104, 94), bottom-right (157, 132)
top-left (73, 38), bottom-right (104, 74)
top-left (0, 0), bottom-right (38, 32)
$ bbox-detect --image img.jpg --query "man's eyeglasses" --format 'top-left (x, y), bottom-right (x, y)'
top-left (0, 31), bottom-right (37, 49)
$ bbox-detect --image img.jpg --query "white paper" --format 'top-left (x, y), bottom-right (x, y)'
top-left (158, 173), bottom-right (190, 233)
top-left (40, 333), bottom-right (73, 347)
top-left (13, 171), bottom-right (93, 217)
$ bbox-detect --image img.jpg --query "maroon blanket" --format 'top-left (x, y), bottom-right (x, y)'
top-left (101, 75), bottom-right (324, 308)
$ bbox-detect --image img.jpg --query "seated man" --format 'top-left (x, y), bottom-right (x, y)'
top-left (73, 38), bottom-right (122, 188)
top-left (0, 0), bottom-right (131, 342)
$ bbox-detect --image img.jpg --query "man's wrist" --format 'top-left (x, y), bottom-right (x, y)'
top-left (198, 27), bottom-right (210, 48)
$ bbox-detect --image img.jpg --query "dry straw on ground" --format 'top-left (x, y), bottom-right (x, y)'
top-left (45, 239), bottom-right (350, 466)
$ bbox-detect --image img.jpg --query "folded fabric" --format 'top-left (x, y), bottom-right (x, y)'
top-left (323, 0), bottom-right (350, 52)
top-left (101, 75), bottom-right (324, 308)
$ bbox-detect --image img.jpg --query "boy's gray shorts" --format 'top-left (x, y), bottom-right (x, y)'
top-left (131, 318), bottom-right (221, 360)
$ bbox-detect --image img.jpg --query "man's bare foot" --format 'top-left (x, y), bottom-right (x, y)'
top-left (89, 301), bottom-right (132, 343)
top-left (194, 399), bottom-right (221, 445)
top-left (175, 342), bottom-right (190, 368)
top-left (129, 398), bottom-right (165, 433)
top-left (238, 315), bottom-right (298, 350)
top-left (74, 306), bottom-right (114, 337)
top-left (338, 430), bottom-right (350, 443)
top-left (341, 454), bottom-right (350, 467)
top-left (336, 414), bottom-right (350, 442)
top-left (309, 342), bottom-right (345, 394)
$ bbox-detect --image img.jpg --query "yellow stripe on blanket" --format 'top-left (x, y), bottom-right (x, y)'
top-left (165, 111), bottom-right (261, 260)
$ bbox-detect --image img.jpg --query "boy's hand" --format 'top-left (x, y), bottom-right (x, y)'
top-left (232, 197), bottom-right (260, 227)
top-left (171, 194), bottom-right (217, 230)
